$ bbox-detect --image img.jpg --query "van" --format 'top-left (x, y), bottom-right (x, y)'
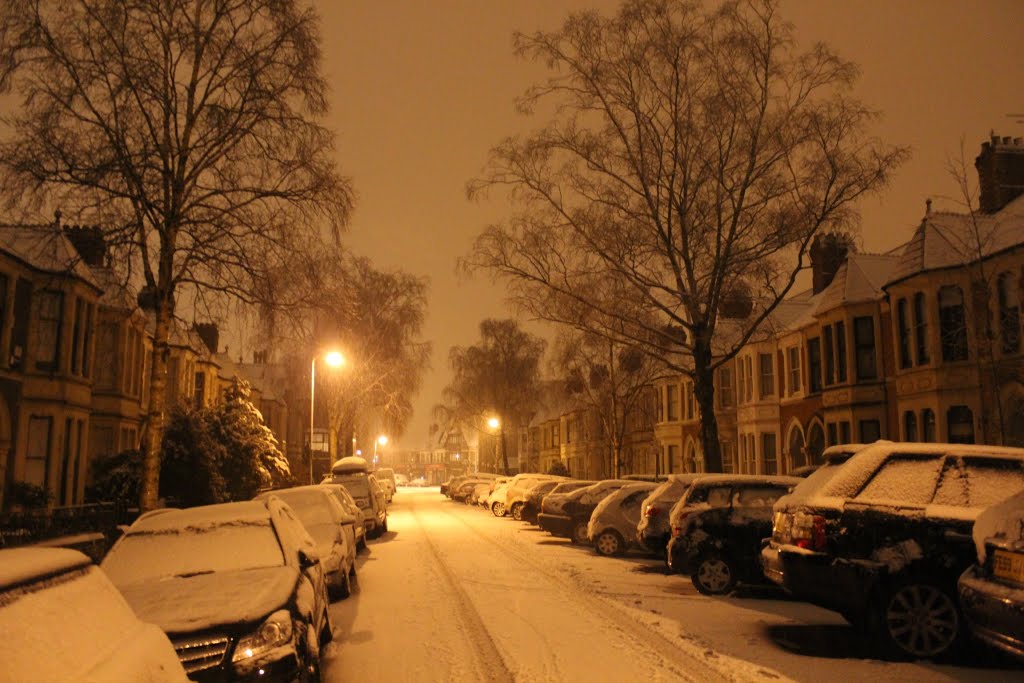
top-left (327, 456), bottom-right (389, 538)
top-left (375, 467), bottom-right (397, 502)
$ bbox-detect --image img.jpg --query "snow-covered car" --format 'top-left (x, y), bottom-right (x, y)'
top-left (442, 472), bottom-right (498, 498)
top-left (471, 481), bottom-right (493, 506)
top-left (504, 473), bottom-right (566, 521)
top-left (486, 480), bottom-right (513, 515)
top-left (664, 475), bottom-right (799, 594)
top-left (587, 482), bottom-right (658, 556)
top-left (101, 499), bottom-right (333, 681)
top-left (327, 456), bottom-right (388, 538)
top-left (321, 482), bottom-right (368, 551)
top-left (450, 477), bottom-right (492, 503)
top-left (959, 489), bottom-right (1024, 660)
top-left (521, 480), bottom-right (595, 524)
top-left (538, 479), bottom-right (635, 543)
top-left (761, 442), bottom-right (1024, 660)
top-left (375, 467), bottom-right (397, 502)
top-left (0, 547), bottom-right (189, 682)
top-left (394, 473), bottom-right (410, 487)
top-left (256, 486), bottom-right (358, 599)
top-left (636, 474), bottom-right (703, 557)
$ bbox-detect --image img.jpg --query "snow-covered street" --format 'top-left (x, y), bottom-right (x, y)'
top-left (321, 488), bottom-right (1022, 683)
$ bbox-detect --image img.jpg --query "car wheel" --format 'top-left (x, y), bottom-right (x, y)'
top-left (491, 502), bottom-right (506, 517)
top-left (382, 516), bottom-right (388, 534)
top-left (334, 569), bottom-right (352, 600)
top-left (511, 503), bottom-right (524, 521)
top-left (594, 530), bottom-right (624, 557)
top-left (319, 608), bottom-right (333, 646)
top-left (876, 578), bottom-right (962, 659)
top-left (691, 553), bottom-right (737, 595)
top-left (570, 521), bottom-right (589, 545)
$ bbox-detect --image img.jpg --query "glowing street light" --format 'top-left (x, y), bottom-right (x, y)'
top-left (310, 350), bottom-right (346, 484)
top-left (487, 416), bottom-right (500, 430)
top-left (373, 434), bottom-right (388, 464)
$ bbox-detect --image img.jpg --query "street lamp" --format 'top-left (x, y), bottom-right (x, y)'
top-left (310, 350), bottom-right (345, 484)
top-left (373, 434), bottom-right (388, 465)
top-left (487, 416), bottom-right (502, 473)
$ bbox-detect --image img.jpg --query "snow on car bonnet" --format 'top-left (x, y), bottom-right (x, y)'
top-left (972, 489), bottom-right (1024, 563)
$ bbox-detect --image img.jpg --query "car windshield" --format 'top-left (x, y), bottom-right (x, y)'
top-left (332, 473), bottom-right (372, 500)
top-left (102, 520), bottom-right (285, 584)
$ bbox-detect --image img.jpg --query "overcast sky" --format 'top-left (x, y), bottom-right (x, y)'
top-left (316, 0), bottom-right (1024, 451)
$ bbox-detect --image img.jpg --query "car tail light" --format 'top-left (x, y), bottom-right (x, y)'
top-left (790, 512), bottom-right (827, 551)
top-left (645, 506), bottom-right (661, 518)
top-left (670, 511), bottom-right (691, 537)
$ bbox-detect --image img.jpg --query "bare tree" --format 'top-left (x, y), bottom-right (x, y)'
top-left (552, 328), bottom-right (663, 477)
top-left (435, 319), bottom-right (545, 474)
top-left (0, 0), bottom-right (353, 509)
top-left (465, 0), bottom-right (906, 471)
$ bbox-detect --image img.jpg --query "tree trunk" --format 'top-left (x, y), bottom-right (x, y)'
top-left (693, 340), bottom-right (723, 473)
top-left (499, 428), bottom-right (509, 475)
top-left (139, 303), bottom-right (172, 511)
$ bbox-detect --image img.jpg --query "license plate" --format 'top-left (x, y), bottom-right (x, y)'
top-left (993, 549), bottom-right (1024, 585)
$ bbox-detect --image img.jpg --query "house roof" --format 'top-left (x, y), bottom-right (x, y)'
top-left (0, 223), bottom-right (101, 289)
top-left (816, 252), bottom-right (901, 315)
top-left (886, 193), bottom-right (1024, 286)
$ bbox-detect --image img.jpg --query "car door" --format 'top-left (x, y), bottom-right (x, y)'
top-left (276, 504), bottom-right (328, 629)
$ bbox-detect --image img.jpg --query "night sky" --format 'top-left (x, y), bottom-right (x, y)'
top-left (317, 0), bottom-right (1024, 450)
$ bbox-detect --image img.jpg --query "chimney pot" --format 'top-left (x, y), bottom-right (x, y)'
top-left (975, 134), bottom-right (1024, 213)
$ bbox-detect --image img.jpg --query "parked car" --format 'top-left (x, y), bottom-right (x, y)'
top-left (0, 547), bottom-right (189, 682)
top-left (327, 456), bottom-right (388, 538)
top-left (539, 479), bottom-right (634, 543)
top-left (520, 480), bottom-right (594, 524)
top-left (504, 474), bottom-right (566, 521)
top-left (637, 474), bottom-right (702, 557)
top-left (395, 473), bottom-right (410, 487)
top-left (450, 477), bottom-right (492, 503)
top-left (761, 442), bottom-right (1024, 660)
top-left (587, 482), bottom-right (658, 556)
top-left (472, 481), bottom-right (495, 506)
top-left (959, 489), bottom-right (1024, 661)
top-left (102, 499), bottom-right (334, 681)
top-left (375, 467), bottom-right (397, 502)
top-left (321, 482), bottom-right (368, 550)
top-left (665, 475), bottom-right (799, 594)
top-left (442, 472), bottom-right (499, 498)
top-left (256, 486), bottom-right (357, 599)
top-left (486, 480), bottom-right (513, 515)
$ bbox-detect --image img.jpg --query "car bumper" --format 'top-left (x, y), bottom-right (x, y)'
top-left (760, 542), bottom-right (872, 616)
top-left (537, 513), bottom-right (573, 537)
top-left (959, 565), bottom-right (1024, 661)
top-left (639, 531), bottom-right (670, 557)
top-left (665, 536), bottom-right (697, 574)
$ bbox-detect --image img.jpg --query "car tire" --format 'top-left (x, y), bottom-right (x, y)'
top-left (691, 553), bottom-right (738, 595)
top-left (382, 516), bottom-right (389, 534)
top-left (875, 577), bottom-right (963, 660)
top-left (335, 569), bottom-right (352, 600)
top-left (570, 521), bottom-right (589, 545)
top-left (594, 530), bottom-right (625, 557)
top-left (511, 503), bottom-right (524, 521)
top-left (491, 502), bottom-right (506, 517)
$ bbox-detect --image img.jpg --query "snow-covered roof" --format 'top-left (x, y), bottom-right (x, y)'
top-left (0, 223), bottom-right (101, 289)
top-left (886, 194), bottom-right (1024, 287)
top-left (687, 474), bottom-right (801, 488)
top-left (973, 489), bottom-right (1024, 563)
top-left (0, 547), bottom-right (91, 590)
top-left (126, 500), bottom-right (272, 533)
top-left (815, 253), bottom-right (901, 315)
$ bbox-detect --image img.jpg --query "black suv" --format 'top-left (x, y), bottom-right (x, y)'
top-left (665, 475), bottom-right (798, 594)
top-left (762, 442), bottom-right (1024, 660)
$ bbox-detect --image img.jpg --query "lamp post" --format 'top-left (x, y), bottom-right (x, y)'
top-left (373, 434), bottom-right (388, 466)
top-left (487, 416), bottom-right (502, 474)
top-left (310, 350), bottom-right (345, 484)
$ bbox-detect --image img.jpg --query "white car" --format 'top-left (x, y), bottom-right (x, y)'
top-left (588, 482), bottom-right (658, 556)
top-left (256, 486), bottom-right (358, 599)
top-left (0, 547), bottom-right (188, 682)
top-left (503, 473), bottom-right (565, 519)
top-left (486, 481), bottom-right (512, 515)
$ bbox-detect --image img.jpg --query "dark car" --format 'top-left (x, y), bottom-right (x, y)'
top-left (636, 474), bottom-right (702, 557)
top-left (327, 456), bottom-right (388, 538)
top-left (538, 479), bottom-right (633, 544)
top-left (958, 489), bottom-right (1024, 661)
top-left (761, 442), bottom-right (1024, 660)
top-left (521, 480), bottom-right (594, 524)
top-left (664, 475), bottom-right (798, 594)
top-left (102, 499), bottom-right (333, 682)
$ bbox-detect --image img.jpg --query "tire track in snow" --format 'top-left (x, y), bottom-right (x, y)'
top-left (408, 503), bottom-right (517, 683)
top-left (433, 501), bottom-right (765, 683)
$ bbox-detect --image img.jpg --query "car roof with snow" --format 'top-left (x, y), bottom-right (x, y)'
top-left (685, 474), bottom-right (802, 488)
top-left (332, 455), bottom-right (371, 473)
top-left (0, 547), bottom-right (92, 591)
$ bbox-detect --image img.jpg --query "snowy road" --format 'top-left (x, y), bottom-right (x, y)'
top-left (321, 488), bottom-right (1022, 683)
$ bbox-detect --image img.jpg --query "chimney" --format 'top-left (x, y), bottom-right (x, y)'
top-left (810, 233), bottom-right (852, 294)
top-left (64, 224), bottom-right (107, 267)
top-left (975, 133), bottom-right (1024, 214)
top-left (193, 323), bottom-right (219, 354)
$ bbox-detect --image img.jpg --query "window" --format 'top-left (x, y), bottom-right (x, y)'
top-left (947, 405), bottom-right (975, 444)
top-left (667, 444), bottom-right (679, 473)
top-left (904, 411), bottom-right (918, 441)
top-left (836, 320), bottom-right (848, 383)
top-left (82, 303), bottom-right (94, 377)
top-left (998, 271), bottom-right (1021, 354)
top-left (718, 367), bottom-right (734, 408)
top-left (896, 298), bottom-right (912, 369)
top-left (25, 416), bottom-right (52, 488)
top-left (789, 427), bottom-right (806, 469)
top-left (720, 441), bottom-right (734, 473)
top-left (853, 316), bottom-right (877, 380)
top-left (684, 382), bottom-right (695, 420)
top-left (807, 423), bottom-right (825, 465)
top-left (827, 422), bottom-right (837, 446)
top-left (913, 292), bottom-right (930, 364)
top-left (807, 338), bottom-right (822, 393)
top-left (666, 384), bottom-right (679, 421)
top-left (736, 486), bottom-right (788, 507)
top-left (70, 298), bottom-right (84, 375)
top-left (938, 285), bottom-right (968, 362)
top-left (856, 455), bottom-right (943, 505)
top-left (922, 408), bottom-right (936, 442)
top-left (9, 278), bottom-right (32, 368)
top-left (839, 421), bottom-right (851, 444)
top-left (194, 371), bottom-right (206, 408)
top-left (787, 346), bottom-right (800, 396)
top-left (34, 291), bottom-right (63, 371)
top-left (744, 356), bottom-right (753, 402)
top-left (859, 419), bottom-right (881, 444)
top-left (758, 353), bottom-right (774, 398)
top-left (762, 433), bottom-right (777, 475)
top-left (823, 325), bottom-right (835, 385)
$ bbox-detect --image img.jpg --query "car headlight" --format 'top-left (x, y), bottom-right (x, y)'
top-left (232, 610), bottom-right (293, 664)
